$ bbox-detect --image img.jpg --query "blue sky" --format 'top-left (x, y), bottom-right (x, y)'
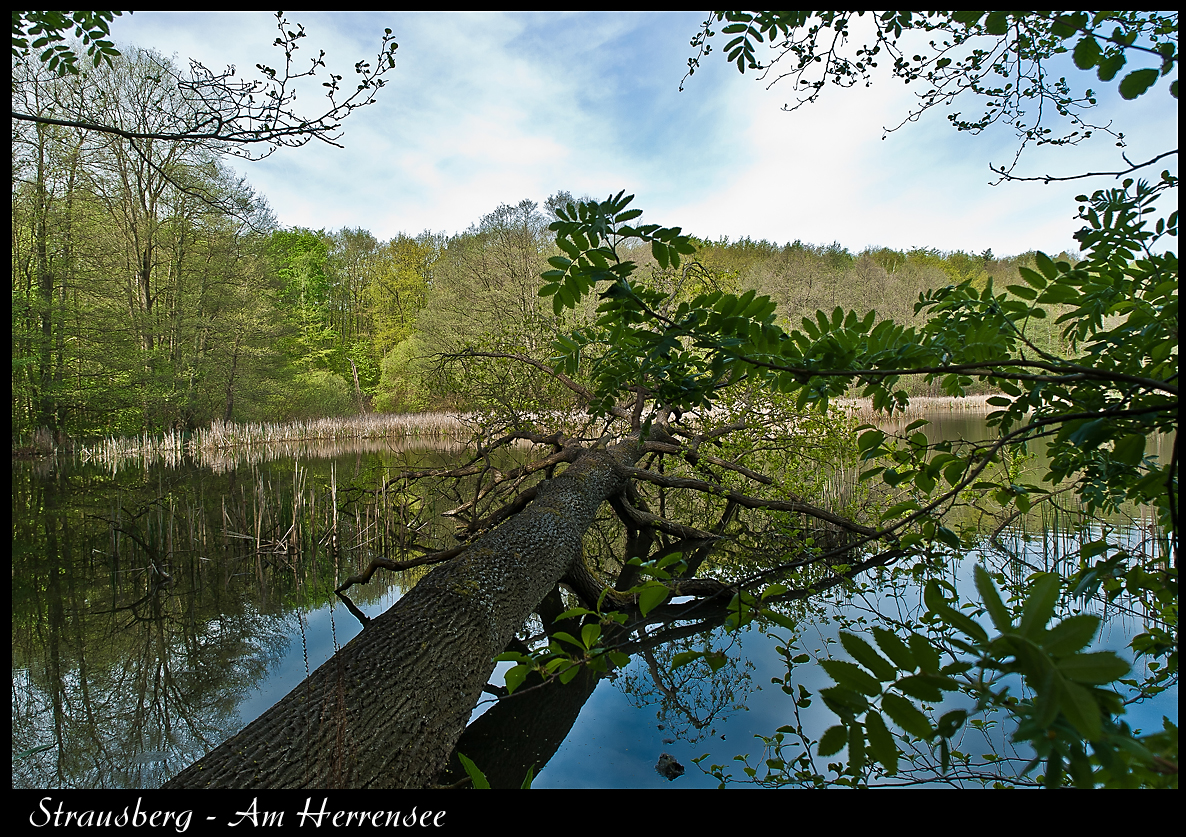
top-left (112, 11), bottom-right (1177, 256)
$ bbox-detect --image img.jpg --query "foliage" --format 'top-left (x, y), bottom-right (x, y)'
top-left (538, 168), bottom-right (1175, 785)
top-left (809, 566), bottom-right (1173, 788)
top-left (684, 11), bottom-right (1178, 180)
top-left (11, 11), bottom-right (125, 76)
top-left (375, 337), bottom-right (433, 414)
top-left (11, 45), bottom-right (292, 438)
top-left (413, 198), bottom-right (598, 419)
top-left (368, 233), bottom-right (438, 359)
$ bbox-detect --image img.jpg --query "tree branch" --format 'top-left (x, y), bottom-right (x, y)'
top-left (334, 544), bottom-right (467, 595)
top-left (990, 149), bottom-right (1179, 184)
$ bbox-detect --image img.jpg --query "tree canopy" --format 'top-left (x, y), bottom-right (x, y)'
top-left (683, 11), bottom-right (1178, 182)
top-left (520, 9), bottom-right (1178, 787)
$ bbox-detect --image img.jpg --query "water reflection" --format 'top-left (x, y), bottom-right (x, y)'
top-left (11, 450), bottom-right (442, 789)
top-left (11, 415), bottom-right (1176, 789)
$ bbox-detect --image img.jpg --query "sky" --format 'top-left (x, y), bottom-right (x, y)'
top-left (108, 11), bottom-right (1178, 257)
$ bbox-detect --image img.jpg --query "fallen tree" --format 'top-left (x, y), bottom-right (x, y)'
top-left (164, 382), bottom-right (870, 789)
top-left (164, 437), bottom-right (639, 788)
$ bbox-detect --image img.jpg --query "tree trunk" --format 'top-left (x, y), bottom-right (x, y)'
top-left (163, 441), bottom-right (638, 789)
top-left (349, 357), bottom-right (365, 414)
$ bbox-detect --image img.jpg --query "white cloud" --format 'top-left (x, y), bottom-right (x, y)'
top-left (108, 11), bottom-right (1177, 255)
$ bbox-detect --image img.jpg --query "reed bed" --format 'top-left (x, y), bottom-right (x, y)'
top-left (64, 397), bottom-right (997, 474)
top-left (834, 394), bottom-right (997, 423)
top-left (73, 412), bottom-right (473, 473)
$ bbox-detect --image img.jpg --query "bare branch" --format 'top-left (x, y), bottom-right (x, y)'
top-left (334, 544), bottom-right (467, 595)
top-left (990, 149), bottom-right (1179, 184)
top-left (11, 12), bottom-right (399, 161)
top-left (620, 465), bottom-right (879, 538)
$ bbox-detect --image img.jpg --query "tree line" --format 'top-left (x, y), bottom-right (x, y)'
top-left (12, 44), bottom-right (1064, 448)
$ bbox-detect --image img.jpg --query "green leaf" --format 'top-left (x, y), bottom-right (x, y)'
top-left (984, 11), bottom-right (1009, 35)
top-left (936, 709), bottom-right (967, 738)
top-left (1111, 434), bottom-right (1146, 466)
top-left (908, 634), bottom-right (941, 674)
top-left (975, 565), bottom-right (1013, 633)
top-left (821, 659), bottom-right (883, 695)
top-left (504, 664), bottom-right (531, 695)
top-left (1072, 36), bottom-right (1101, 70)
top-left (1033, 251), bottom-right (1058, 279)
top-left (550, 631), bottom-right (583, 649)
top-left (457, 753), bottom-right (490, 789)
top-left (840, 632), bottom-right (898, 681)
top-left (671, 650), bottom-right (704, 670)
top-left (1017, 266), bottom-right (1048, 289)
top-left (1042, 614), bottom-right (1099, 656)
top-left (652, 240), bottom-right (669, 269)
top-left (1018, 573), bottom-right (1060, 638)
top-left (1118, 68), bottom-right (1159, 100)
top-left (761, 582), bottom-right (789, 599)
top-left (817, 724), bottom-right (849, 757)
top-left (1057, 651), bottom-right (1130, 685)
top-left (581, 622), bottom-right (601, 649)
top-left (637, 583), bottom-right (670, 616)
top-left (820, 685), bottom-right (870, 714)
top-left (894, 674), bottom-right (949, 703)
top-left (865, 711), bottom-right (899, 775)
top-left (553, 607), bottom-right (595, 622)
top-left (881, 693), bottom-right (934, 740)
top-left (704, 651), bottom-right (728, 673)
top-left (763, 609), bottom-right (798, 631)
top-left (848, 723), bottom-right (866, 774)
top-left (925, 580), bottom-right (989, 643)
top-left (1059, 680), bottom-right (1103, 741)
top-left (872, 627), bottom-right (917, 672)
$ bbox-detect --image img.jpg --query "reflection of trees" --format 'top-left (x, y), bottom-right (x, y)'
top-left (11, 456), bottom-right (392, 789)
top-left (623, 640), bottom-right (754, 745)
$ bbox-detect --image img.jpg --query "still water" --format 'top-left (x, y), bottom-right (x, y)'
top-left (11, 415), bottom-right (1176, 788)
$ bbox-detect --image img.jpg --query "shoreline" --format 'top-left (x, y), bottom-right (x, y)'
top-left (16, 396), bottom-right (1000, 465)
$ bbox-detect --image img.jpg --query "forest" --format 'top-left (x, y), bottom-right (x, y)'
top-left (11, 42), bottom-right (1058, 448)
top-left (12, 11), bottom-right (1177, 792)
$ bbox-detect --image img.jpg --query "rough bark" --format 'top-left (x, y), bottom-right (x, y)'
top-left (164, 440), bottom-right (638, 789)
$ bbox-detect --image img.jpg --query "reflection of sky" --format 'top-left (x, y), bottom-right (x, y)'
top-left (233, 586), bottom-right (405, 727)
top-left (127, 429), bottom-right (1175, 789)
top-left (531, 548), bottom-right (1175, 788)
top-left (533, 627), bottom-right (795, 789)
top-left (220, 536), bottom-right (1176, 789)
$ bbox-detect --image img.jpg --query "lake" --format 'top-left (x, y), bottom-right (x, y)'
top-left (11, 411), bottom-right (1176, 788)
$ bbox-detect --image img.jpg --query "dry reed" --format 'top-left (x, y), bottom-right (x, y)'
top-left (73, 412), bottom-right (472, 473)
